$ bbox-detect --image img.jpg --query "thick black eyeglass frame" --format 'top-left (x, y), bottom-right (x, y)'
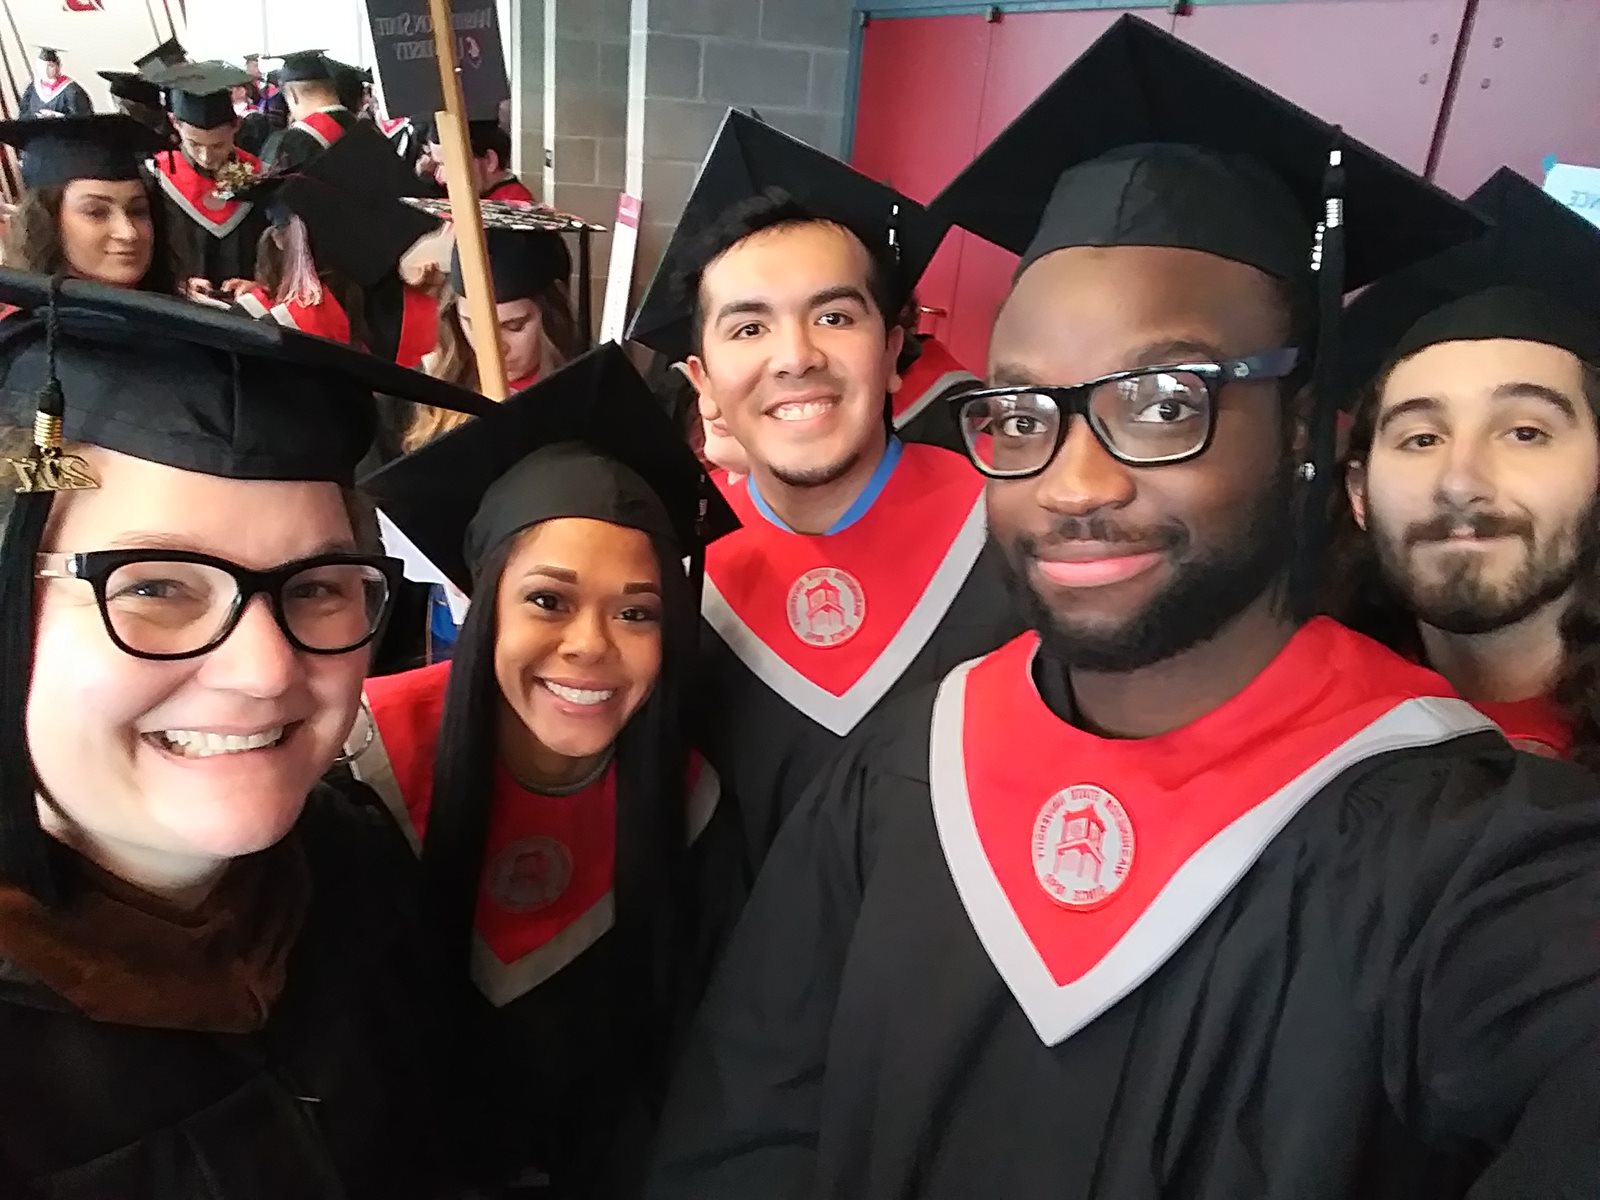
top-left (34, 549), bottom-right (406, 662)
top-left (950, 347), bottom-right (1302, 479)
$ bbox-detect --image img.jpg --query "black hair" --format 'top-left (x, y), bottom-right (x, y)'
top-left (1330, 356), bottom-right (1600, 770)
top-left (675, 187), bottom-right (898, 360)
top-left (424, 523), bottom-right (698, 1076)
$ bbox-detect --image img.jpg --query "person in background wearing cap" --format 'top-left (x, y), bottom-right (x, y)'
top-left (888, 291), bottom-right (982, 453)
top-left (97, 70), bottom-right (168, 139)
top-left (356, 345), bottom-right (745, 1199)
top-left (0, 115), bottom-right (178, 294)
top-left (0, 270), bottom-right (491, 1196)
top-left (234, 125), bottom-right (441, 368)
top-left (146, 62), bottom-right (268, 304)
top-left (416, 118), bottom-right (536, 203)
top-left (1335, 169), bottom-right (1600, 767)
top-left (260, 51), bottom-right (357, 173)
top-left (19, 48), bottom-right (92, 121)
top-left (647, 19), bottom-right (1600, 1199)
top-left (231, 82), bottom-right (273, 159)
top-left (408, 228), bottom-right (582, 452)
top-left (628, 111), bottom-right (1022, 875)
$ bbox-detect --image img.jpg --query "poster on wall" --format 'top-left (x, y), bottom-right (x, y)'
top-left (1543, 160), bottom-right (1600, 232)
top-left (362, 0), bottom-right (509, 119)
top-left (599, 194), bottom-right (641, 346)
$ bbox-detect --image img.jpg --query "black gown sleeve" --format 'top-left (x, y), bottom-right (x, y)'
top-left (1345, 748), bottom-right (1600, 1195)
top-left (647, 739), bottom-right (877, 1199)
top-left (60, 83), bottom-right (92, 118)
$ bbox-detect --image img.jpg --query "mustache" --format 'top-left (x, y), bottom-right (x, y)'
top-left (1405, 506), bottom-right (1533, 547)
top-left (1016, 516), bottom-right (1188, 556)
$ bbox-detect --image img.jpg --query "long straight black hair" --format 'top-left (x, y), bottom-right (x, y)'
top-left (422, 526), bottom-right (697, 1054)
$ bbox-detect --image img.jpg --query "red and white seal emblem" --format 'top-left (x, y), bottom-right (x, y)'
top-left (1031, 784), bottom-right (1135, 910)
top-left (486, 836), bottom-right (573, 913)
top-left (786, 567), bottom-right (866, 648)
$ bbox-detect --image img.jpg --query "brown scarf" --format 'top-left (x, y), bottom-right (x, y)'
top-left (0, 838), bottom-right (311, 1033)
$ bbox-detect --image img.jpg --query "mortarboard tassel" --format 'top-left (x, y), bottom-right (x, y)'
top-left (1291, 138), bottom-right (1347, 620)
top-left (0, 279), bottom-right (94, 903)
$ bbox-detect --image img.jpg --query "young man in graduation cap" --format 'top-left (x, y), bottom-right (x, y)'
top-left (20, 48), bottom-right (92, 120)
top-left (647, 18), bottom-right (1600, 1199)
top-left (627, 110), bottom-right (1024, 873)
top-left (1336, 168), bottom-right (1600, 765)
top-left (97, 71), bottom-right (167, 137)
top-left (145, 61), bottom-right (268, 301)
top-left (260, 51), bottom-right (357, 172)
top-left (415, 118), bottom-right (536, 203)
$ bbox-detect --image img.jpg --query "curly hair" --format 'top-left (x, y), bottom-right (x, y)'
top-left (1331, 358), bottom-right (1600, 767)
top-left (2, 181), bottom-right (180, 295)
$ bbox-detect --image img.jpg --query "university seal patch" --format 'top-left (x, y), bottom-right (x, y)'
top-left (786, 566), bottom-right (866, 648)
top-left (1031, 784), bottom-right (1135, 909)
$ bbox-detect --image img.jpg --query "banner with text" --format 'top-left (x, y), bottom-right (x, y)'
top-left (363, 0), bottom-right (509, 120)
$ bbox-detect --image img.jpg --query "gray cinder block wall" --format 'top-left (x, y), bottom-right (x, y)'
top-left (628, 0), bottom-right (856, 319)
top-left (504, 0), bottom-right (855, 340)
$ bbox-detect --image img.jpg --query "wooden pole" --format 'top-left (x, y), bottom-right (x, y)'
top-left (427, 0), bottom-right (508, 400)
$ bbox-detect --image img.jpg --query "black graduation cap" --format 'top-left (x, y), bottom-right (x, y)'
top-left (0, 271), bottom-right (493, 900)
top-left (151, 60), bottom-right (250, 129)
top-left (133, 37), bottom-right (187, 73)
top-left (932, 14), bottom-right (1481, 290)
top-left (276, 50), bottom-right (333, 85)
top-left (449, 228), bottom-right (573, 302)
top-left (931, 14), bottom-right (1486, 615)
top-left (242, 124), bottom-right (438, 287)
top-left (627, 108), bottom-right (950, 363)
top-left (1340, 168), bottom-right (1600, 401)
top-left (97, 70), bottom-right (163, 111)
top-left (0, 115), bottom-right (174, 190)
top-left (35, 47), bottom-right (61, 66)
top-left (362, 342), bottom-right (739, 594)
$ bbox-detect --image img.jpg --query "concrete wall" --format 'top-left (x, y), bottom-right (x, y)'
top-left (626, 0), bottom-right (856, 306)
top-left (544, 0), bottom-right (631, 319)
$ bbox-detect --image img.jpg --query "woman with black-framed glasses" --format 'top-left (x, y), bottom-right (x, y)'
top-left (0, 273), bottom-right (490, 1199)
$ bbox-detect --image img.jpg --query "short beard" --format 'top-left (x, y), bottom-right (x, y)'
top-left (768, 450), bottom-right (862, 490)
top-left (1373, 498), bottom-right (1597, 636)
top-left (1000, 459), bottom-right (1296, 673)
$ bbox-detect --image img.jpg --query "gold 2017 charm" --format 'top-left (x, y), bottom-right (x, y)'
top-left (7, 448), bottom-right (99, 494)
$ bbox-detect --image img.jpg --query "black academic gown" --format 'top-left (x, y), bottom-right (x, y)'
top-left (891, 334), bottom-right (981, 454)
top-left (19, 77), bottom-right (92, 119)
top-left (0, 785), bottom-right (467, 1199)
top-left (261, 106), bottom-right (358, 172)
top-left (152, 148), bottom-right (268, 289)
top-left (357, 663), bottom-right (747, 1198)
top-left (697, 440), bottom-right (1021, 873)
top-left (650, 619), bottom-right (1600, 1199)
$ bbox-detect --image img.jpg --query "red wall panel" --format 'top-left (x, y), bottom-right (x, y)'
top-left (1431, 0), bottom-right (1600, 196)
top-left (1174, 0), bottom-right (1466, 175)
top-left (946, 8), bottom-right (1163, 373)
top-left (852, 14), bottom-right (991, 349)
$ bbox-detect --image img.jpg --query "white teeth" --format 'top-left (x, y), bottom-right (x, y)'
top-left (542, 681), bottom-right (616, 706)
top-left (771, 400), bottom-right (832, 421)
top-left (157, 727), bottom-right (286, 758)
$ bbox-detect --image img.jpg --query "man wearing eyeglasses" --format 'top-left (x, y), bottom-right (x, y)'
top-left (647, 19), bottom-right (1600, 1200)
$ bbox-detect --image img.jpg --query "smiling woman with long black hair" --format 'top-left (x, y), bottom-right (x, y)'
top-left (356, 345), bottom-right (745, 1199)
